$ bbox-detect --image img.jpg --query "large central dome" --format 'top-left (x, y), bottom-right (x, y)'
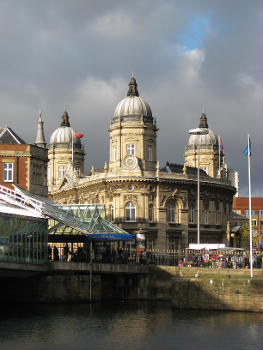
top-left (112, 76), bottom-right (153, 123)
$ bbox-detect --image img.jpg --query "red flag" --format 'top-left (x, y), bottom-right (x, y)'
top-left (74, 132), bottom-right (84, 138)
top-left (218, 136), bottom-right (224, 151)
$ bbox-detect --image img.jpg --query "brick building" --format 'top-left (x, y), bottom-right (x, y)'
top-left (232, 197), bottom-right (263, 248)
top-left (0, 123), bottom-right (48, 196)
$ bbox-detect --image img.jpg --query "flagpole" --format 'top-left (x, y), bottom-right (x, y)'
top-left (72, 129), bottom-right (74, 166)
top-left (247, 134), bottom-right (253, 278)
top-left (218, 136), bottom-right (221, 175)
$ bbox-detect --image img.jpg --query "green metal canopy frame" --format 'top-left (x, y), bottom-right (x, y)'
top-left (49, 204), bottom-right (133, 241)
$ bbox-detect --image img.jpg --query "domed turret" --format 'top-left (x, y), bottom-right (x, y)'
top-left (187, 113), bottom-right (218, 149)
top-left (109, 75), bottom-right (157, 174)
top-left (184, 112), bottom-right (223, 178)
top-left (112, 75), bottom-right (153, 123)
top-left (49, 111), bottom-right (81, 148)
top-left (48, 110), bottom-right (85, 191)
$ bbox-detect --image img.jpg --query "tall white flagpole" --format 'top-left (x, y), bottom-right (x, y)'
top-left (72, 129), bottom-right (74, 166)
top-left (218, 136), bottom-right (221, 174)
top-left (247, 134), bottom-right (253, 278)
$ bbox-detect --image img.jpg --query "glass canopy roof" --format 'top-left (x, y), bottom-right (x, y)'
top-left (0, 185), bottom-right (132, 241)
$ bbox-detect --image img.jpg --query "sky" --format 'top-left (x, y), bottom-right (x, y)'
top-left (0, 0), bottom-right (262, 196)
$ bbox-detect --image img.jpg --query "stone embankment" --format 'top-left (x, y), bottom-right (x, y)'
top-left (146, 267), bottom-right (263, 312)
top-left (0, 263), bottom-right (262, 312)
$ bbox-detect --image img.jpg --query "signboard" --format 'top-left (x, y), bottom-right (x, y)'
top-left (136, 233), bottom-right (146, 249)
top-left (189, 243), bottom-right (225, 250)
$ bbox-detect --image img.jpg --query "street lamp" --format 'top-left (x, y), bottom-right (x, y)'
top-left (189, 128), bottom-right (209, 245)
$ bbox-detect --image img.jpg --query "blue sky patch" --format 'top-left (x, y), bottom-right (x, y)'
top-left (180, 15), bottom-right (210, 51)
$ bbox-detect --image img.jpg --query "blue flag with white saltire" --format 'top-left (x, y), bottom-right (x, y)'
top-left (243, 136), bottom-right (251, 156)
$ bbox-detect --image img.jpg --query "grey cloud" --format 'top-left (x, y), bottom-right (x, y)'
top-left (0, 0), bottom-right (261, 196)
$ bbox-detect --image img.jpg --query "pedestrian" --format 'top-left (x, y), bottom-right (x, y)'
top-left (63, 243), bottom-right (69, 262)
top-left (53, 245), bottom-right (59, 261)
top-left (48, 245), bottom-right (52, 260)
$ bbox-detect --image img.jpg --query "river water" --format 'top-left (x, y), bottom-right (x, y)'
top-left (0, 302), bottom-right (262, 350)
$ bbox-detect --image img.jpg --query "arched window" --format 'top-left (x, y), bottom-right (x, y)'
top-left (125, 202), bottom-right (136, 221)
top-left (168, 204), bottom-right (175, 222)
top-left (149, 204), bottom-right (154, 221)
top-left (112, 145), bottom-right (117, 162)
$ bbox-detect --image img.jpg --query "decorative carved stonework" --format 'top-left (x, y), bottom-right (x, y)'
top-left (124, 194), bottom-right (137, 202)
top-left (160, 195), bottom-right (167, 207)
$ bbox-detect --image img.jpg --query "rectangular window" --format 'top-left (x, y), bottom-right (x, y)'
top-left (110, 206), bottom-right (114, 221)
top-left (168, 204), bottom-right (174, 222)
top-left (125, 202), bottom-right (136, 221)
top-left (189, 208), bottom-right (194, 223)
top-left (149, 204), bottom-right (154, 221)
top-left (126, 144), bottom-right (135, 155)
top-left (58, 166), bottom-right (65, 179)
top-left (147, 145), bottom-right (153, 161)
top-left (204, 210), bottom-right (208, 224)
top-left (3, 162), bottom-right (14, 182)
top-left (169, 239), bottom-right (175, 250)
top-left (216, 212), bottom-right (220, 225)
top-left (112, 145), bottom-right (117, 162)
top-left (149, 239), bottom-right (154, 250)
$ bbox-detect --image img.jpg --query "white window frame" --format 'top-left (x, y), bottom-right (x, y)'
top-left (3, 162), bottom-right (14, 182)
top-left (112, 144), bottom-right (117, 162)
top-left (58, 166), bottom-right (65, 180)
top-left (125, 202), bottom-right (136, 222)
top-left (147, 144), bottom-right (153, 161)
top-left (126, 144), bottom-right (135, 155)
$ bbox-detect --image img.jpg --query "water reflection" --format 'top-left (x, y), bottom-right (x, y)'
top-left (0, 302), bottom-right (262, 350)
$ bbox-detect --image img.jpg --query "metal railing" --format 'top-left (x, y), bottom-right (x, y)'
top-left (49, 246), bottom-right (263, 269)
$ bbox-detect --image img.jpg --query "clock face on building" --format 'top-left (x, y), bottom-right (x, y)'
top-left (123, 155), bottom-right (138, 169)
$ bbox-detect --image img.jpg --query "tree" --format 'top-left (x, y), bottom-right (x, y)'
top-left (240, 221), bottom-right (261, 250)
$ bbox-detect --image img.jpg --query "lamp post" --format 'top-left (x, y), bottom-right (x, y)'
top-left (189, 128), bottom-right (209, 245)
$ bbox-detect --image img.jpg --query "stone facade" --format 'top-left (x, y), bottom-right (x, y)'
top-left (48, 76), bottom-right (236, 249)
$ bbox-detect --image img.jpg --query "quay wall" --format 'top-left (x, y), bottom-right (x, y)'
top-left (0, 265), bottom-right (262, 312)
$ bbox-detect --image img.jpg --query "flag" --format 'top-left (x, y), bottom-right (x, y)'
top-left (243, 136), bottom-right (251, 156)
top-left (74, 132), bottom-right (84, 138)
top-left (218, 136), bottom-right (224, 151)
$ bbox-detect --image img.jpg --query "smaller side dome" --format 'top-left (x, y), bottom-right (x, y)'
top-left (49, 110), bottom-right (81, 148)
top-left (187, 113), bottom-right (218, 148)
